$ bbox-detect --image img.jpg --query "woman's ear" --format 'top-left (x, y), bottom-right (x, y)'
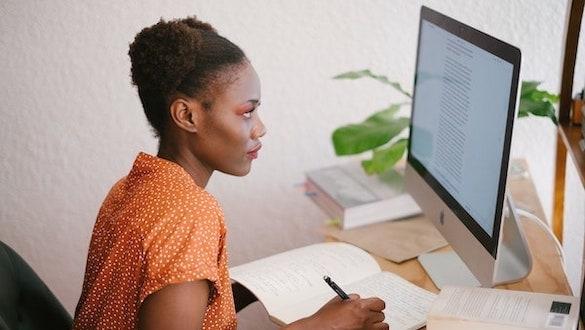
top-left (168, 97), bottom-right (201, 133)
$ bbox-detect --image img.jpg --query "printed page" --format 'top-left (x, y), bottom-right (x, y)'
top-left (271, 271), bottom-right (436, 329)
top-left (229, 242), bottom-right (380, 313)
top-left (430, 286), bottom-right (579, 329)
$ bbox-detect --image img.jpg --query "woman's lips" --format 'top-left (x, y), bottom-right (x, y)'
top-left (247, 144), bottom-right (262, 159)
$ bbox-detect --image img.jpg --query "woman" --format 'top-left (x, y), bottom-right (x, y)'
top-left (73, 17), bottom-right (388, 330)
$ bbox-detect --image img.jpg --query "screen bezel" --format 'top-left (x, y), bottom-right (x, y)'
top-left (407, 6), bottom-right (521, 257)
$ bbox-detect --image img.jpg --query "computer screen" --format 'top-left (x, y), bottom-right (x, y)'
top-left (407, 7), bottom-right (520, 258)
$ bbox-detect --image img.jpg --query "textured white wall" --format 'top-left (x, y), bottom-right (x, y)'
top-left (563, 159), bottom-right (585, 296)
top-left (0, 1), bottom-right (580, 329)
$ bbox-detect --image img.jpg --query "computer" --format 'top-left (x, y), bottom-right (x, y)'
top-left (405, 6), bottom-right (532, 288)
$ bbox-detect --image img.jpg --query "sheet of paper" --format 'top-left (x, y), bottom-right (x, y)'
top-left (324, 217), bottom-right (447, 263)
top-left (431, 286), bottom-right (579, 329)
top-left (229, 242), bottom-right (380, 311)
top-left (347, 272), bottom-right (437, 330)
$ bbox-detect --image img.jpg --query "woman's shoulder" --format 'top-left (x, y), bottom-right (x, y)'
top-left (130, 172), bottom-right (222, 230)
top-left (137, 183), bottom-right (224, 251)
top-left (138, 170), bottom-right (218, 210)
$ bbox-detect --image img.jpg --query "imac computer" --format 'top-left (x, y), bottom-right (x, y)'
top-left (405, 6), bottom-right (532, 288)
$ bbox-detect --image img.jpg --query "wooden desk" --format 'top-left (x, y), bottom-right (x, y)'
top-left (325, 160), bottom-right (572, 298)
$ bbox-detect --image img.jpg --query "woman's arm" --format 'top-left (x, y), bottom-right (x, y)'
top-left (232, 282), bottom-right (258, 312)
top-left (138, 280), bottom-right (210, 330)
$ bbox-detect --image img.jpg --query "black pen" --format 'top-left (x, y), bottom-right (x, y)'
top-left (323, 275), bottom-right (350, 300)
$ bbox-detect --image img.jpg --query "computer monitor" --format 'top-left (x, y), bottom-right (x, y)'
top-left (405, 6), bottom-right (531, 288)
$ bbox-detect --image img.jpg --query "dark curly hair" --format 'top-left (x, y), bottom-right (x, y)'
top-left (128, 17), bottom-right (247, 137)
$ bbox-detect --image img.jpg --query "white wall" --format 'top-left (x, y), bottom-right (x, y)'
top-left (0, 1), bottom-right (580, 329)
top-left (563, 158), bottom-right (585, 296)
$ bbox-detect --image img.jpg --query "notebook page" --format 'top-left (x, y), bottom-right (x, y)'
top-left (230, 242), bottom-right (380, 312)
top-left (347, 272), bottom-right (436, 330)
top-left (271, 271), bottom-right (436, 329)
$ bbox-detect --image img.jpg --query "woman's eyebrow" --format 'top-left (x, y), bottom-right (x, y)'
top-left (247, 99), bottom-right (261, 106)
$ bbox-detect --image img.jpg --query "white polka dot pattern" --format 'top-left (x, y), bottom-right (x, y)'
top-left (73, 152), bottom-right (237, 329)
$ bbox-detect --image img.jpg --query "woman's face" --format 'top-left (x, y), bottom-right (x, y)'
top-left (193, 62), bottom-right (265, 176)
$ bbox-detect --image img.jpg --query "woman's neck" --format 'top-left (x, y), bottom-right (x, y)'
top-left (157, 137), bottom-right (212, 188)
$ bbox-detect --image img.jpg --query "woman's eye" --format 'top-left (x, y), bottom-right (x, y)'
top-left (243, 108), bottom-right (255, 119)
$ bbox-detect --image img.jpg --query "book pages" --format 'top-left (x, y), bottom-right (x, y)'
top-left (229, 243), bottom-right (380, 312)
top-left (428, 286), bottom-right (579, 329)
top-left (271, 272), bottom-right (436, 329)
top-left (230, 243), bottom-right (436, 329)
top-left (346, 272), bottom-right (437, 330)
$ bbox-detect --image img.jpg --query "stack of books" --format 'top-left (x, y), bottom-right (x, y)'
top-left (305, 161), bottom-right (421, 229)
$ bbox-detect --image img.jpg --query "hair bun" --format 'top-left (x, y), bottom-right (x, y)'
top-left (128, 16), bottom-right (246, 137)
top-left (128, 16), bottom-right (215, 95)
top-left (180, 17), bottom-right (215, 32)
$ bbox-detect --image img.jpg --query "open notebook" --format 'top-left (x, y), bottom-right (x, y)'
top-left (230, 242), bottom-right (437, 329)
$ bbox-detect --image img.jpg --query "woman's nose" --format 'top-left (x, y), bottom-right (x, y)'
top-left (252, 117), bottom-right (267, 139)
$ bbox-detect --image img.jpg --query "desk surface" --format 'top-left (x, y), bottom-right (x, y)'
top-left (326, 160), bottom-right (571, 296)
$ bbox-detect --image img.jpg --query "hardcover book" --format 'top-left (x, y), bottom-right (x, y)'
top-left (305, 161), bottom-right (421, 229)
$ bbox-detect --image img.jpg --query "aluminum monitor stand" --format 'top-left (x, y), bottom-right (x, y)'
top-left (418, 195), bottom-right (533, 289)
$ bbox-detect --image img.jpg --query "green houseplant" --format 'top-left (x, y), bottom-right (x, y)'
top-left (331, 69), bottom-right (560, 174)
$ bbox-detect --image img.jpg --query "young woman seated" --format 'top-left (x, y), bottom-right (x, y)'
top-left (73, 17), bottom-right (388, 330)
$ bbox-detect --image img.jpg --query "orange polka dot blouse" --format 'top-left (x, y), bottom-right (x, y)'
top-left (73, 152), bottom-right (236, 329)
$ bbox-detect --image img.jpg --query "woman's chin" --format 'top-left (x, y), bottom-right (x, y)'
top-left (221, 163), bottom-right (252, 177)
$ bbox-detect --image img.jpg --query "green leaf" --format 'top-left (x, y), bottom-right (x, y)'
top-left (521, 81), bottom-right (560, 102)
top-left (333, 70), bottom-right (371, 80)
top-left (364, 104), bottom-right (403, 123)
top-left (518, 98), bottom-right (558, 125)
top-left (332, 117), bottom-right (409, 155)
top-left (532, 90), bottom-right (560, 103)
top-left (520, 81), bottom-right (541, 98)
top-left (333, 69), bottom-right (412, 98)
top-left (361, 139), bottom-right (408, 174)
top-left (519, 81), bottom-right (560, 125)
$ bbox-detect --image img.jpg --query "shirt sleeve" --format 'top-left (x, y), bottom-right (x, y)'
top-left (139, 204), bottom-right (222, 304)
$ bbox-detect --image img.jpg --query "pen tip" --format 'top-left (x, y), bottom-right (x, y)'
top-left (323, 275), bottom-right (329, 280)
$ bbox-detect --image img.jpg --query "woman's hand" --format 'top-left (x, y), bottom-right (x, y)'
top-left (285, 294), bottom-right (388, 330)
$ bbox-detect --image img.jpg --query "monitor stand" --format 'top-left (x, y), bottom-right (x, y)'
top-left (417, 195), bottom-right (533, 289)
